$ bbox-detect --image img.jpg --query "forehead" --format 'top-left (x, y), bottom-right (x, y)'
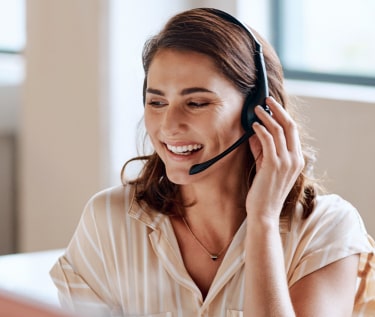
top-left (152, 48), bottom-right (218, 67)
top-left (147, 49), bottom-right (225, 85)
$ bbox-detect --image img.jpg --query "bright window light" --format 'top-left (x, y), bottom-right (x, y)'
top-left (239, 0), bottom-right (375, 85)
top-left (0, 0), bottom-right (25, 52)
top-left (275, 0), bottom-right (375, 84)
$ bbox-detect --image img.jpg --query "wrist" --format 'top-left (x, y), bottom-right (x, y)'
top-left (246, 213), bottom-right (281, 237)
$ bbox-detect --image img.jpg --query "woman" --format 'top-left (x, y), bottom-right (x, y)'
top-left (50, 8), bottom-right (375, 317)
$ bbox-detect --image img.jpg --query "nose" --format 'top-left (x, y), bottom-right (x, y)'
top-left (160, 104), bottom-right (187, 136)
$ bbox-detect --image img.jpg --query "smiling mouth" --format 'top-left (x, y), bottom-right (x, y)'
top-left (166, 143), bottom-right (203, 156)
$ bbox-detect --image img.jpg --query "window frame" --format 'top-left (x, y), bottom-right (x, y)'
top-left (0, 49), bottom-right (22, 54)
top-left (270, 0), bottom-right (375, 87)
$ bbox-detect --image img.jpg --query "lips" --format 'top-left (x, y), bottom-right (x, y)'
top-left (166, 143), bottom-right (203, 155)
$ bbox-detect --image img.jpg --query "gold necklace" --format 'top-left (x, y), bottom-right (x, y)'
top-left (181, 216), bottom-right (234, 261)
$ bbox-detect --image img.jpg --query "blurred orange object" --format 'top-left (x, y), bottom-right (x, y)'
top-left (0, 290), bottom-right (75, 317)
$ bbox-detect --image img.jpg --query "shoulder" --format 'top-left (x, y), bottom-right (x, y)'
top-left (286, 193), bottom-right (371, 260)
top-left (80, 184), bottom-right (136, 227)
top-left (286, 194), bottom-right (373, 286)
top-left (315, 194), bottom-right (368, 233)
top-left (294, 194), bottom-right (367, 234)
top-left (81, 183), bottom-right (164, 230)
top-left (315, 193), bottom-right (359, 215)
top-left (288, 193), bottom-right (371, 256)
top-left (86, 184), bottom-right (132, 208)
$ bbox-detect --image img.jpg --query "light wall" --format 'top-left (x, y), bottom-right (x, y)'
top-left (19, 0), bottom-right (110, 252)
top-left (289, 83), bottom-right (375, 235)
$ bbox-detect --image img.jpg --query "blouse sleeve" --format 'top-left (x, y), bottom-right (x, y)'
top-left (49, 187), bottom-right (123, 317)
top-left (284, 195), bottom-right (375, 315)
top-left (286, 194), bottom-right (374, 287)
top-left (50, 255), bottom-right (113, 316)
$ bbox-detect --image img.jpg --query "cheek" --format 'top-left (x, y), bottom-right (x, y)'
top-left (144, 113), bottom-right (157, 145)
top-left (213, 109), bottom-right (243, 134)
top-left (227, 102), bottom-right (244, 131)
top-left (144, 111), bottom-right (155, 134)
top-left (211, 96), bottom-right (243, 132)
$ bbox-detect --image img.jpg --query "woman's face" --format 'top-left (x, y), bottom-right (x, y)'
top-left (144, 49), bottom-right (246, 184)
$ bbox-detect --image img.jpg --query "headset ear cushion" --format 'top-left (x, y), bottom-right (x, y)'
top-left (241, 85), bottom-right (269, 131)
top-left (240, 46), bottom-right (269, 133)
top-left (241, 96), bottom-right (257, 135)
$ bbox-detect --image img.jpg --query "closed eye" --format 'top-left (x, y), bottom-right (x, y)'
top-left (147, 100), bottom-right (167, 107)
top-left (187, 101), bottom-right (210, 108)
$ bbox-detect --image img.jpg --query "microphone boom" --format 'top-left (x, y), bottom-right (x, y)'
top-left (189, 131), bottom-right (251, 175)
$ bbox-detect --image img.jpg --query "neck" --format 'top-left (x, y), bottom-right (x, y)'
top-left (181, 164), bottom-right (248, 215)
top-left (179, 180), bottom-right (247, 245)
top-left (175, 145), bottom-right (250, 242)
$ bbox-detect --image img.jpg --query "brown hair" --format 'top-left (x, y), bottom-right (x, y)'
top-left (122, 8), bottom-right (317, 219)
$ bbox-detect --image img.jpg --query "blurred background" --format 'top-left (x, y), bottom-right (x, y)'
top-left (1, 0), bottom-right (375, 255)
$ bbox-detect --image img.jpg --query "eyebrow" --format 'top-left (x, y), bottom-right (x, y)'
top-left (146, 87), bottom-right (215, 96)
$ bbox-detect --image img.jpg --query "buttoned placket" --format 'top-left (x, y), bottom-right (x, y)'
top-left (150, 216), bottom-right (247, 315)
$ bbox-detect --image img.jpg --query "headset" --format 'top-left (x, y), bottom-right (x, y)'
top-left (189, 8), bottom-right (270, 175)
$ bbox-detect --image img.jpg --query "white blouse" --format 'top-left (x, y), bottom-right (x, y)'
top-left (50, 184), bottom-right (375, 316)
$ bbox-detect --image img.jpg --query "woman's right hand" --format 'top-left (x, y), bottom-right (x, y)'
top-left (245, 97), bottom-right (304, 224)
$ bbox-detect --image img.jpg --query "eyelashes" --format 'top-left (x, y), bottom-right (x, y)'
top-left (147, 100), bottom-right (167, 107)
top-left (187, 101), bottom-right (210, 108)
top-left (146, 99), bottom-right (211, 108)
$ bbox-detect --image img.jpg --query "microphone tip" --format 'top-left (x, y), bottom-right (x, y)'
top-left (189, 164), bottom-right (202, 175)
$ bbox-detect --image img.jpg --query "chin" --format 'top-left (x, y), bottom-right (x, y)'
top-left (164, 167), bottom-right (193, 185)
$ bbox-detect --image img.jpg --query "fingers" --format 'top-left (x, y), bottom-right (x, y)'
top-left (254, 97), bottom-right (301, 154)
top-left (252, 97), bottom-right (305, 176)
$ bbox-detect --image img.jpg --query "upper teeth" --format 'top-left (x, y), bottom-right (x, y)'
top-left (167, 144), bottom-right (202, 154)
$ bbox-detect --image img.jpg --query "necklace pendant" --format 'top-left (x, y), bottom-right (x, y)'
top-left (210, 255), bottom-right (219, 261)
